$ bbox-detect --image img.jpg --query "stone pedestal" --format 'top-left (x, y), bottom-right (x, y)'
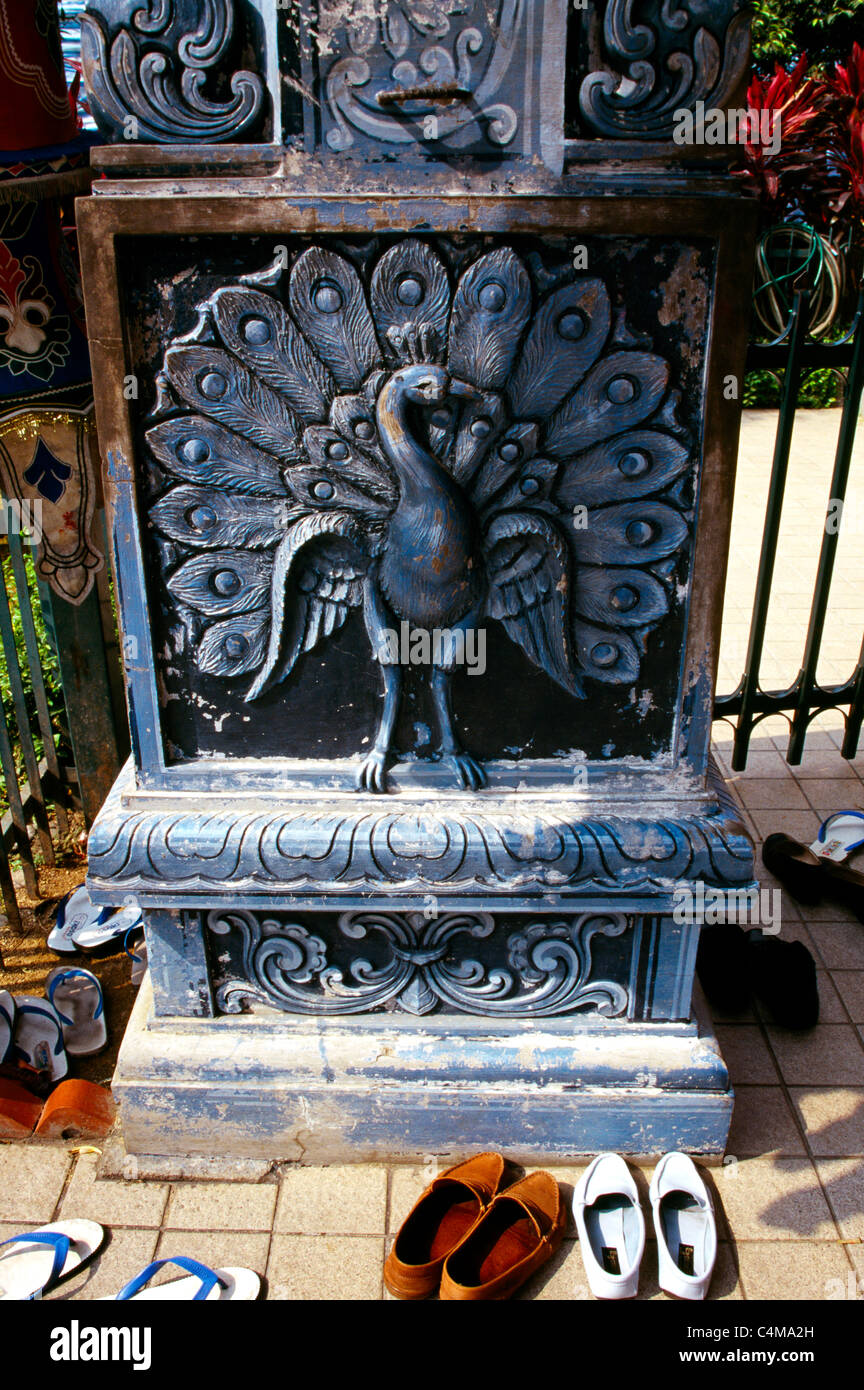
top-left (79, 0), bottom-right (758, 1163)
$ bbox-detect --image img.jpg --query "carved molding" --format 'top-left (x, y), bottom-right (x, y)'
top-left (87, 767), bottom-right (754, 896)
top-left (81, 0), bottom-right (265, 142)
top-left (579, 0), bottom-right (752, 140)
top-left (207, 906), bottom-right (630, 1017)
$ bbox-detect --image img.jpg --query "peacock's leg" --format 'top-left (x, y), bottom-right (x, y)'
top-left (358, 577), bottom-right (401, 793)
top-left (430, 615), bottom-right (487, 791)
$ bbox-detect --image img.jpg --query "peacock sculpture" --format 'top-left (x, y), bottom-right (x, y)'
top-left (146, 239), bottom-right (691, 791)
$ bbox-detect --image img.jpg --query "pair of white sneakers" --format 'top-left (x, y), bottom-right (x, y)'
top-left (573, 1152), bottom-right (716, 1301)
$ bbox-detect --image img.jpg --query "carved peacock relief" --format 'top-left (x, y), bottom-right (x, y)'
top-left (146, 239), bottom-right (691, 790)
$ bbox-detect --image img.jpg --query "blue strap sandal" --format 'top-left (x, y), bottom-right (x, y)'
top-left (104, 1255), bottom-right (261, 1301)
top-left (44, 968), bottom-right (107, 1056)
top-left (0, 1221), bottom-right (105, 1300)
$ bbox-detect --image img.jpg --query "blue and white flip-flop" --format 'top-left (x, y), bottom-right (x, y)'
top-left (72, 903), bottom-right (144, 952)
top-left (810, 811), bottom-right (864, 862)
top-left (102, 1256), bottom-right (261, 1301)
top-left (44, 968), bottom-right (107, 1056)
top-left (125, 927), bottom-right (148, 987)
top-left (11, 997), bottom-right (68, 1081)
top-left (0, 991), bottom-right (15, 1064)
top-left (0, 1220), bottom-right (105, 1300)
top-left (47, 884), bottom-right (113, 955)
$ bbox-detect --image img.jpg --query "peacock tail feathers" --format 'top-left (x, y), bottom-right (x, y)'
top-left (147, 238), bottom-right (691, 702)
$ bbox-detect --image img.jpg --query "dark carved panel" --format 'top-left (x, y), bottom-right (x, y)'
top-left (578, 0), bottom-right (752, 140)
top-left (118, 232), bottom-right (708, 782)
top-left (286, 0), bottom-right (566, 168)
top-left (81, 0), bottom-right (266, 142)
top-left (205, 906), bottom-right (633, 1017)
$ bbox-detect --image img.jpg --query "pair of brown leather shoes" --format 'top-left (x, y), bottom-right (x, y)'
top-left (384, 1152), bottom-right (565, 1300)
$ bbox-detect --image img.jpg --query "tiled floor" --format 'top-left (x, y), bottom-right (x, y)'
top-left (2, 410), bottom-right (864, 1300)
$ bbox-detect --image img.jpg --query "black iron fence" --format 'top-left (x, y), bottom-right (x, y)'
top-left (715, 289), bottom-right (864, 767)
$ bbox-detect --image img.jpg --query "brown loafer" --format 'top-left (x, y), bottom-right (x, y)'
top-left (439, 1170), bottom-right (565, 1300)
top-left (384, 1152), bottom-right (506, 1299)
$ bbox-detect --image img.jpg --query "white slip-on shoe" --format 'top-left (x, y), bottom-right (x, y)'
top-left (573, 1153), bottom-right (646, 1299)
top-left (650, 1152), bottom-right (717, 1300)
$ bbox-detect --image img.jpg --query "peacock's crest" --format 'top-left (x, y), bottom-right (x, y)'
top-left (146, 238), bottom-right (691, 762)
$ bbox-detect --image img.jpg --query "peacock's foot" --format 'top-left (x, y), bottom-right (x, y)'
top-left (356, 748), bottom-right (391, 794)
top-left (448, 750), bottom-right (487, 792)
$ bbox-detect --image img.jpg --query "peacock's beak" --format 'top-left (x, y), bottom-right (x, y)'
top-left (448, 377), bottom-right (478, 400)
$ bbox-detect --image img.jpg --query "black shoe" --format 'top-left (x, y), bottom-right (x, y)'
top-left (762, 833), bottom-right (864, 922)
top-left (696, 925), bottom-right (751, 1015)
top-left (746, 929), bottom-right (819, 1030)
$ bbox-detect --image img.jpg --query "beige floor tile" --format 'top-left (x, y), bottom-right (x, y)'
top-left (812, 1158), bottom-right (864, 1242)
top-left (726, 1087), bottom-right (806, 1157)
top-left (802, 781), bottom-right (864, 815)
top-left (736, 1240), bottom-right (853, 1299)
top-left (59, 1153), bottom-right (168, 1229)
top-left (807, 971), bottom-right (848, 1023)
top-left (267, 1235), bottom-right (384, 1300)
top-left (766, 1024), bottom-right (864, 1087)
top-left (47, 1227), bottom-right (159, 1302)
top-left (734, 779), bottom-right (810, 810)
top-left (0, 1145), bottom-right (71, 1223)
top-left (721, 750), bottom-right (792, 780)
top-left (164, 1180), bottom-right (277, 1232)
top-left (713, 1157), bottom-right (837, 1241)
top-left (807, 923), bottom-right (864, 969)
top-left (519, 1237), bottom-right (585, 1300)
top-left (749, 809), bottom-right (821, 843)
top-left (831, 971), bottom-right (864, 1023)
top-left (790, 1087), bottom-right (864, 1156)
top-left (791, 754), bottom-right (859, 781)
top-left (154, 1229), bottom-right (270, 1290)
top-left (274, 1164), bottom-right (387, 1235)
top-left (715, 1025), bottom-right (778, 1085)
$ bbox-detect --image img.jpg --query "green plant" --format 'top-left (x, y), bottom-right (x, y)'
top-left (743, 366), bottom-right (843, 407)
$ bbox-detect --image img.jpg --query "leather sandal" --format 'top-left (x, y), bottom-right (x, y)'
top-left (763, 813), bottom-right (864, 922)
top-left (384, 1152), bottom-right (506, 1299)
top-left (439, 1170), bottom-right (565, 1301)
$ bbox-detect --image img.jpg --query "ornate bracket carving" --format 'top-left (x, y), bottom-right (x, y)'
top-left (579, 0), bottom-right (752, 140)
top-left (207, 907), bottom-right (630, 1017)
top-left (81, 0), bottom-right (265, 142)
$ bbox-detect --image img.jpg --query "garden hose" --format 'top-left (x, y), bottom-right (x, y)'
top-left (754, 223), bottom-right (844, 338)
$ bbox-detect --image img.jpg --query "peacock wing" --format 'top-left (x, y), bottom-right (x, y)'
top-left (207, 285), bottom-right (335, 424)
top-left (289, 248), bottom-right (383, 391)
top-left (508, 279), bottom-right (611, 421)
top-left (245, 511), bottom-right (367, 701)
top-left (146, 416), bottom-right (287, 496)
top-left (543, 351), bottom-right (669, 459)
top-left (448, 248), bottom-right (532, 391)
top-left (163, 344), bottom-right (300, 457)
top-left (370, 239), bottom-right (451, 345)
top-left (484, 512), bottom-right (583, 699)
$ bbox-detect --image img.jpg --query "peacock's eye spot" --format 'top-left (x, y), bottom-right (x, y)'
top-left (326, 440), bottom-right (350, 460)
top-left (479, 281), bottom-right (506, 312)
top-left (430, 408), bottom-right (450, 429)
top-left (610, 584), bottom-right (640, 613)
top-left (186, 505), bottom-right (216, 533)
top-left (199, 371), bottom-right (228, 400)
top-left (180, 437), bottom-right (210, 464)
top-left (591, 642), bottom-right (619, 668)
top-left (353, 420), bottom-right (374, 440)
top-left (557, 309), bottom-right (587, 342)
top-left (313, 280), bottom-right (343, 313)
top-left (498, 441), bottom-right (521, 463)
top-left (607, 375), bottom-right (638, 405)
top-left (224, 634), bottom-right (248, 659)
top-left (619, 449), bottom-right (651, 478)
top-left (519, 476), bottom-right (540, 496)
top-left (211, 569), bottom-right (241, 596)
top-left (470, 416), bottom-right (493, 440)
top-left (396, 275), bottom-right (424, 307)
top-left (312, 480), bottom-right (335, 501)
top-left (625, 518), bottom-right (656, 547)
top-left (240, 315), bottom-right (271, 346)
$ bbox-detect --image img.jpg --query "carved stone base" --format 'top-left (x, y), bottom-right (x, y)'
top-left (113, 974), bottom-right (733, 1163)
